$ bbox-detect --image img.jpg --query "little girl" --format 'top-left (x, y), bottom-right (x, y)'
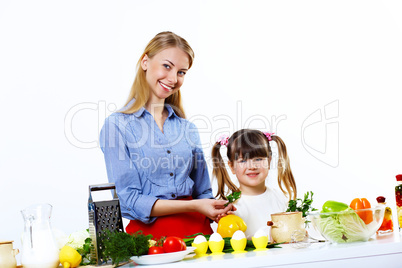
top-left (212, 129), bottom-right (297, 239)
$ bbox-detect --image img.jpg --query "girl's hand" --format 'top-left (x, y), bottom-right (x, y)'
top-left (214, 204), bottom-right (237, 223)
top-left (193, 199), bottom-right (233, 222)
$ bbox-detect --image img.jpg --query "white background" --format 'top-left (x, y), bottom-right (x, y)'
top-left (1, 0), bottom-right (402, 263)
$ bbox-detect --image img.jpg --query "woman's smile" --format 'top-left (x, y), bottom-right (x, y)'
top-left (159, 81), bottom-right (174, 92)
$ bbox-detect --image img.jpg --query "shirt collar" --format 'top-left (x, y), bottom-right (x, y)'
top-left (165, 104), bottom-right (178, 118)
top-left (132, 104), bottom-right (179, 119)
top-left (133, 106), bottom-right (146, 117)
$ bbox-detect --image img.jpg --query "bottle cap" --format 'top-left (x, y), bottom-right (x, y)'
top-left (397, 174), bottom-right (402, 181)
top-left (376, 196), bottom-right (386, 203)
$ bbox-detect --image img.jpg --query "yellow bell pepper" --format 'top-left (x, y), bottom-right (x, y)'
top-left (217, 215), bottom-right (247, 238)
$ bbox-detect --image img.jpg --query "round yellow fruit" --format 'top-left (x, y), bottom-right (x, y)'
top-left (59, 245), bottom-right (82, 268)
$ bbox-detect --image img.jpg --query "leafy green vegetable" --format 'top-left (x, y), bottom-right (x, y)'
top-left (77, 237), bottom-right (96, 265)
top-left (225, 191), bottom-right (241, 207)
top-left (65, 229), bottom-right (95, 265)
top-left (102, 230), bottom-right (152, 266)
top-left (286, 191), bottom-right (318, 225)
top-left (316, 210), bottom-right (370, 243)
top-left (184, 233), bottom-right (282, 252)
top-left (65, 229), bottom-right (90, 250)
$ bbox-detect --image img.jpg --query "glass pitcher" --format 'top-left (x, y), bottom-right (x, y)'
top-left (20, 203), bottom-right (60, 268)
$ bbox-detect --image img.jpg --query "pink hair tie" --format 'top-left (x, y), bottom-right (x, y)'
top-left (217, 135), bottom-right (229, 146)
top-left (263, 132), bottom-right (274, 141)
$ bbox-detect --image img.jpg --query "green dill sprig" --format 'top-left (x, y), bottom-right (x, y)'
top-left (102, 230), bottom-right (152, 266)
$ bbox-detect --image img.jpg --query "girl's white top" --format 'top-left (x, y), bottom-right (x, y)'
top-left (234, 187), bottom-right (288, 239)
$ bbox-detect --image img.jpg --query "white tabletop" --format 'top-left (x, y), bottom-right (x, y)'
top-left (121, 231), bottom-right (402, 268)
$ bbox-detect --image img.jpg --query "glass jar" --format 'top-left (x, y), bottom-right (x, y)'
top-left (376, 196), bottom-right (393, 235)
top-left (395, 174), bottom-right (402, 231)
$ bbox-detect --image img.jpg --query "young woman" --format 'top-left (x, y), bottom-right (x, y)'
top-left (100, 32), bottom-right (233, 239)
top-left (212, 129), bottom-right (297, 239)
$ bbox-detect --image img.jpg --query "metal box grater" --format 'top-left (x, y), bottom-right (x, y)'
top-left (88, 183), bottom-right (124, 265)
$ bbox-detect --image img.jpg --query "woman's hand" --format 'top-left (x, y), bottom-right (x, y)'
top-left (192, 199), bottom-right (236, 222)
top-left (151, 198), bottom-right (236, 221)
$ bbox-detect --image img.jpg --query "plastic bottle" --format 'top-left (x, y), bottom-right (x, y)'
top-left (376, 196), bottom-right (393, 234)
top-left (395, 174), bottom-right (402, 231)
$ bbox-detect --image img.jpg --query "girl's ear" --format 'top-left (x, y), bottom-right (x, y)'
top-left (228, 161), bottom-right (236, 175)
top-left (141, 54), bottom-right (149, 71)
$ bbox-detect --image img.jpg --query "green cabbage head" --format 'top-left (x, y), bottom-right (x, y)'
top-left (316, 210), bottom-right (370, 243)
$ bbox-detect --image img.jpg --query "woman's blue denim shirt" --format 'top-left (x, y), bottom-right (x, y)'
top-left (99, 103), bottom-right (213, 223)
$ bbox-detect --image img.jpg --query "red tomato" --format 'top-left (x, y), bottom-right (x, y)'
top-left (180, 238), bottom-right (187, 250)
top-left (148, 246), bottom-right (165, 255)
top-left (163, 237), bottom-right (186, 253)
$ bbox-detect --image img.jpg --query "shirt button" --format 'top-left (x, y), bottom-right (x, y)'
top-left (171, 194), bottom-right (176, 198)
top-left (167, 150), bottom-right (171, 154)
top-left (170, 173), bottom-right (174, 176)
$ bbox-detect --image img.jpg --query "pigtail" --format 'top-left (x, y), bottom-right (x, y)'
top-left (212, 142), bottom-right (240, 200)
top-left (271, 135), bottom-right (297, 200)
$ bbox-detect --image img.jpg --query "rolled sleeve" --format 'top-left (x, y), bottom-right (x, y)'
top-left (100, 115), bottom-right (158, 223)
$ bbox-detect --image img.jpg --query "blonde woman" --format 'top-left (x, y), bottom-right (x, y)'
top-left (100, 32), bottom-right (233, 239)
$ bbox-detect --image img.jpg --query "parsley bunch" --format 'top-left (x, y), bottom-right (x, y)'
top-left (286, 191), bottom-right (318, 219)
top-left (76, 236), bottom-right (95, 265)
top-left (224, 191), bottom-right (241, 207)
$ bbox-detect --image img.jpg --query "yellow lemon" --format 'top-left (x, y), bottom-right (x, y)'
top-left (59, 245), bottom-right (82, 268)
top-left (217, 215), bottom-right (247, 238)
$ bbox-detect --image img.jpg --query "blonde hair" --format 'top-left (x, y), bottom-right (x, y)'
top-left (212, 129), bottom-right (297, 200)
top-left (121, 31), bottom-right (195, 118)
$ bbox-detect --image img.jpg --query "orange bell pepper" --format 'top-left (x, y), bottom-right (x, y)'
top-left (350, 198), bottom-right (373, 224)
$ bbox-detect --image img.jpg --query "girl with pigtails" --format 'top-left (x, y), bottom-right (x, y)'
top-left (212, 129), bottom-right (297, 239)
